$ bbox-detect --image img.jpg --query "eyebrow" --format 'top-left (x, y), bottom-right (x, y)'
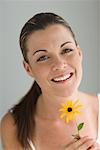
top-left (33, 41), bottom-right (72, 55)
top-left (33, 49), bottom-right (47, 55)
top-left (60, 41), bottom-right (72, 48)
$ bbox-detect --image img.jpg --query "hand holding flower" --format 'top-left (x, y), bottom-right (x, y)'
top-left (64, 136), bottom-right (96, 150)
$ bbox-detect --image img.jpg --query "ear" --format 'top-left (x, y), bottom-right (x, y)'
top-left (77, 45), bottom-right (83, 61)
top-left (23, 60), bottom-right (34, 78)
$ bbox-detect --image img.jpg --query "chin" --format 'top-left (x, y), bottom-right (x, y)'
top-left (53, 78), bottom-right (82, 98)
top-left (51, 71), bottom-right (82, 97)
top-left (53, 86), bottom-right (78, 98)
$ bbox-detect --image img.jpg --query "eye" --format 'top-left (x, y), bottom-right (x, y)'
top-left (37, 55), bottom-right (49, 62)
top-left (61, 48), bottom-right (73, 54)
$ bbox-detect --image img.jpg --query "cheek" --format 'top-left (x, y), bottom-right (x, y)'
top-left (73, 55), bottom-right (83, 80)
top-left (68, 54), bottom-right (83, 81)
top-left (31, 63), bottom-right (50, 81)
top-left (69, 53), bottom-right (82, 68)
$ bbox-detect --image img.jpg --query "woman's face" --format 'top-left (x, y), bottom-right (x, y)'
top-left (24, 24), bottom-right (82, 97)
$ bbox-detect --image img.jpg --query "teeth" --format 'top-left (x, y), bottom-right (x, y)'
top-left (53, 74), bottom-right (71, 82)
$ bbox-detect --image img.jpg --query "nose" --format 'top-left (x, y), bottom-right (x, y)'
top-left (52, 57), bottom-right (67, 71)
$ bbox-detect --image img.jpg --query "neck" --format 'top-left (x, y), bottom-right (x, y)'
top-left (36, 90), bottom-right (80, 120)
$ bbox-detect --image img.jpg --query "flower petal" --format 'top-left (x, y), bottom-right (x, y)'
top-left (59, 108), bottom-right (66, 112)
top-left (59, 99), bottom-right (83, 123)
top-left (74, 110), bottom-right (81, 114)
top-left (65, 116), bottom-right (69, 123)
top-left (60, 113), bottom-right (66, 119)
top-left (74, 105), bottom-right (83, 109)
top-left (74, 100), bottom-right (80, 105)
top-left (67, 100), bottom-right (73, 106)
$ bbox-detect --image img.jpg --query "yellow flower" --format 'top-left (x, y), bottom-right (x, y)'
top-left (59, 100), bottom-right (83, 123)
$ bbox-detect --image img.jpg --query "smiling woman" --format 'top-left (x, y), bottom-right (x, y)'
top-left (1, 12), bottom-right (100, 150)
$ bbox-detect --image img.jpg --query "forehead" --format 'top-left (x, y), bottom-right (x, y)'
top-left (26, 24), bottom-right (75, 51)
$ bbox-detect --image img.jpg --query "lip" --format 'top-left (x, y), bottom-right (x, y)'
top-left (51, 72), bottom-right (74, 83)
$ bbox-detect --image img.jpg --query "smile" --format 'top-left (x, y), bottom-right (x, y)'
top-left (51, 73), bottom-right (73, 83)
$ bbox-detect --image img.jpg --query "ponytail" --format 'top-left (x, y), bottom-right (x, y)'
top-left (11, 81), bottom-right (41, 148)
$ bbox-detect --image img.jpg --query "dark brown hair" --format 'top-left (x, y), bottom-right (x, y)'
top-left (11, 12), bottom-right (77, 148)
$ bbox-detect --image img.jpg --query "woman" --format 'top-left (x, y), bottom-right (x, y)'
top-left (1, 12), bottom-right (100, 150)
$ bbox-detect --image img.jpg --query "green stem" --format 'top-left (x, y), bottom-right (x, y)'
top-left (74, 120), bottom-right (80, 140)
top-left (75, 120), bottom-right (79, 135)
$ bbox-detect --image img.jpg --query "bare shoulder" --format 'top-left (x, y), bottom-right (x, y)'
top-left (1, 111), bottom-right (15, 126)
top-left (1, 112), bottom-right (16, 136)
top-left (86, 93), bottom-right (98, 107)
top-left (79, 91), bottom-right (99, 112)
top-left (80, 91), bottom-right (98, 101)
top-left (85, 92), bottom-right (98, 102)
top-left (1, 112), bottom-right (23, 150)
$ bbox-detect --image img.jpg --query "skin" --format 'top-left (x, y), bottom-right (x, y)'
top-left (25, 24), bottom-right (82, 98)
top-left (1, 24), bottom-right (100, 150)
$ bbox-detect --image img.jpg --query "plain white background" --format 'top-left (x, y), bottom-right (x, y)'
top-left (0, 0), bottom-right (100, 135)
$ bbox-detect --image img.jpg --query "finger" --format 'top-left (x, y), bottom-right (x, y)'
top-left (65, 136), bottom-right (95, 150)
top-left (91, 142), bottom-right (100, 150)
top-left (64, 138), bottom-right (78, 149)
top-left (88, 145), bottom-right (97, 150)
top-left (66, 136), bottom-right (88, 149)
top-left (78, 139), bottom-right (95, 150)
top-left (74, 137), bottom-right (95, 150)
top-left (89, 147), bottom-right (96, 150)
top-left (72, 136), bottom-right (92, 148)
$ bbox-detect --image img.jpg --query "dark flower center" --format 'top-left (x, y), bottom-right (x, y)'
top-left (67, 107), bottom-right (72, 112)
